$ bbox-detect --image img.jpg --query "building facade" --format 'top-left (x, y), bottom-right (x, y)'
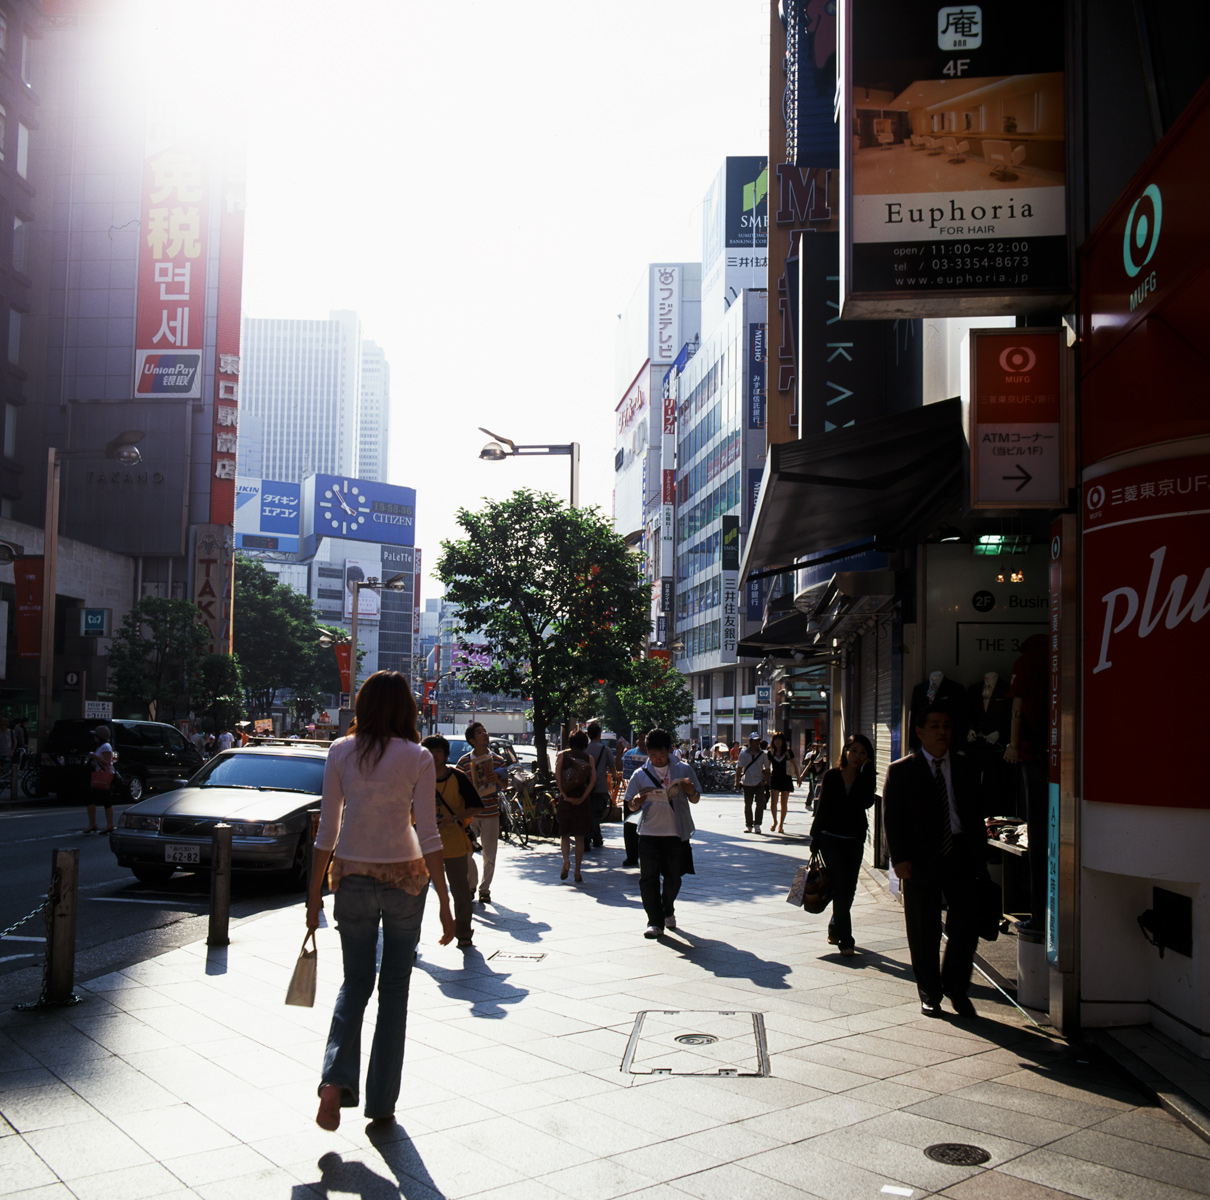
top-left (357, 340), bottom-right (389, 483)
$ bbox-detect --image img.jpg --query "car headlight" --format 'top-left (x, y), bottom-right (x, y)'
top-left (225, 821), bottom-right (265, 836)
top-left (118, 813), bottom-right (161, 831)
top-left (261, 822), bottom-right (290, 836)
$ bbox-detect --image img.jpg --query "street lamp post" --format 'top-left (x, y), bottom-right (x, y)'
top-left (39, 432), bottom-right (145, 741)
top-left (477, 427), bottom-right (580, 509)
top-left (344, 572), bottom-right (408, 706)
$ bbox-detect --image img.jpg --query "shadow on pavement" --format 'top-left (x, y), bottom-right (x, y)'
top-left (412, 946), bottom-right (528, 1018)
top-left (299, 1135), bottom-right (445, 1198)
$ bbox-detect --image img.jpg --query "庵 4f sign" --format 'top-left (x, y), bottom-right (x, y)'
top-left (840, 1), bottom-right (1068, 317)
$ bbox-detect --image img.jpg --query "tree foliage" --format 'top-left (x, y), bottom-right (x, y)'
top-left (194, 653), bottom-right (245, 733)
top-left (437, 490), bottom-right (651, 772)
top-left (107, 597), bottom-right (209, 721)
top-left (615, 659), bottom-right (695, 741)
top-left (233, 557), bottom-right (353, 718)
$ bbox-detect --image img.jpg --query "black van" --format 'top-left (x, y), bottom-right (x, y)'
top-left (40, 719), bottom-right (204, 802)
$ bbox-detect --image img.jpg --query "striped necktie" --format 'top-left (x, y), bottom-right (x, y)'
top-left (935, 759), bottom-right (954, 857)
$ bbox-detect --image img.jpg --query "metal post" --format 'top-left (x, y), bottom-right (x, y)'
top-left (46, 847), bottom-right (79, 1004)
top-left (569, 441), bottom-right (580, 509)
top-left (38, 449), bottom-right (61, 741)
top-left (208, 823), bottom-right (232, 947)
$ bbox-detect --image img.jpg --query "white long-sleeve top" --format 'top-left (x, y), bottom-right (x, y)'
top-left (314, 736), bottom-right (441, 862)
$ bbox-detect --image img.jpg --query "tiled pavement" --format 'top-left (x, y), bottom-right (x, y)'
top-left (2, 796), bottom-right (1208, 1200)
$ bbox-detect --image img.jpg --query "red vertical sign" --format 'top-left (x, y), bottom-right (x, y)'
top-left (13, 557), bottom-right (43, 659)
top-left (334, 644), bottom-right (352, 695)
top-left (412, 549), bottom-right (422, 646)
top-left (134, 136), bottom-right (208, 399)
top-left (210, 145), bottom-right (247, 523)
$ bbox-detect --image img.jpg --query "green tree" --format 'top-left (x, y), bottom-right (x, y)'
top-left (437, 489), bottom-right (651, 773)
top-left (107, 597), bottom-right (209, 721)
top-left (194, 653), bottom-right (245, 732)
top-left (233, 558), bottom-right (365, 721)
top-left (616, 658), bottom-right (695, 741)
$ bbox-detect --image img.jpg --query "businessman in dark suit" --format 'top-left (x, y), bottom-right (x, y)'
top-left (882, 706), bottom-right (987, 1018)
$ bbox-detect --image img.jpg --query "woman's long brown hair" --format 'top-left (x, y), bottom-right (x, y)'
top-left (352, 671), bottom-right (419, 770)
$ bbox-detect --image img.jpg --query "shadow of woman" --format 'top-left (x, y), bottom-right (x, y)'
top-left (467, 901), bottom-right (552, 944)
top-left (411, 947), bottom-right (529, 1018)
top-left (297, 1140), bottom-right (445, 1198)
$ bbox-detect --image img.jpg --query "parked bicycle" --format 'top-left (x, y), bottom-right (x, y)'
top-left (497, 786), bottom-right (530, 848)
top-left (507, 763), bottom-right (559, 838)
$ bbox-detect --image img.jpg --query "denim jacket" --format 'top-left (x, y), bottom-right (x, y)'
top-left (622, 758), bottom-right (700, 840)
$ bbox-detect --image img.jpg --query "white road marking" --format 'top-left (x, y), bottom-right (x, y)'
top-left (90, 897), bottom-right (202, 907)
top-left (0, 935), bottom-right (45, 942)
top-left (0, 954), bottom-right (36, 964)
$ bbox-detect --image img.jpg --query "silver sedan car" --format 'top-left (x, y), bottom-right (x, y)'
top-left (108, 744), bottom-right (328, 887)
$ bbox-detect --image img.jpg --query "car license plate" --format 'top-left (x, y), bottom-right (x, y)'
top-left (165, 844), bottom-right (200, 865)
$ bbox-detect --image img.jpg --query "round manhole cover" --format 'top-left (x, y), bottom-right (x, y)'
top-left (924, 1143), bottom-right (991, 1166)
top-left (674, 1033), bottom-right (718, 1046)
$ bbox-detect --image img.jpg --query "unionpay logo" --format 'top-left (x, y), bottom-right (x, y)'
top-left (136, 352), bottom-right (202, 396)
top-left (938, 6), bottom-right (982, 50)
top-left (1122, 184), bottom-right (1162, 278)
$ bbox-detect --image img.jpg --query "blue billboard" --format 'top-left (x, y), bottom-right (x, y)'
top-left (301, 475), bottom-right (416, 557)
top-left (235, 478), bottom-right (301, 552)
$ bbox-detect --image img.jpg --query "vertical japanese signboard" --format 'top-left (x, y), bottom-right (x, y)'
top-left (1082, 454), bottom-right (1210, 808)
top-left (193, 526), bottom-right (233, 655)
top-left (135, 134), bottom-right (208, 398)
top-left (652, 266), bottom-right (680, 363)
top-left (721, 515), bottom-right (740, 663)
top-left (969, 328), bottom-right (1066, 507)
top-left (412, 549), bottom-right (422, 646)
top-left (210, 143), bottom-right (247, 523)
top-left (840, 0), bottom-right (1067, 317)
top-left (748, 322), bottom-right (766, 429)
top-left (13, 557), bottom-right (42, 659)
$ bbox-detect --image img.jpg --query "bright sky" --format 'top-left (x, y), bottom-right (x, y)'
top-left (141, 0), bottom-right (769, 598)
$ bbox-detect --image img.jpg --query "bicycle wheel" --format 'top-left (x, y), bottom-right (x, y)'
top-left (505, 797), bottom-right (529, 847)
top-left (536, 789), bottom-right (559, 838)
top-left (497, 793), bottom-right (515, 845)
top-left (21, 767), bottom-right (46, 798)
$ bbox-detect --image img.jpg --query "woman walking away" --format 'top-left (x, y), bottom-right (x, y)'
top-left (555, 730), bottom-right (596, 882)
top-left (422, 735), bottom-right (482, 949)
top-left (623, 728), bottom-right (701, 938)
top-left (809, 733), bottom-right (877, 956)
top-left (766, 733), bottom-right (798, 833)
top-left (307, 671), bottom-right (455, 1132)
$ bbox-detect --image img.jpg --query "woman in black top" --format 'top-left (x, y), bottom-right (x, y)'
top-left (809, 734), bottom-right (877, 956)
top-left (765, 733), bottom-right (797, 833)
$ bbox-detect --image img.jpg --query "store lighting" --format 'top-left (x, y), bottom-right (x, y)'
top-left (972, 533), bottom-right (1031, 556)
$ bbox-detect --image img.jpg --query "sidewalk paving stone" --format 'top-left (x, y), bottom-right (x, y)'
top-left (1, 797), bottom-right (1207, 1200)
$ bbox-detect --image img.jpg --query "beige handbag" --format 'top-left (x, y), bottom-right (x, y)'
top-left (285, 931), bottom-right (317, 1007)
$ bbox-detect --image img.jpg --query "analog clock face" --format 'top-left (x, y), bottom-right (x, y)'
top-left (319, 481), bottom-right (371, 536)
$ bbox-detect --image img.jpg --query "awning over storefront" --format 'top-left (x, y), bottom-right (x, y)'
top-left (737, 610), bottom-right (834, 660)
top-left (740, 399), bottom-right (965, 582)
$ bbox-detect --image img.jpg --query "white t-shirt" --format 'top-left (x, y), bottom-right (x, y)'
top-left (217, 732), bottom-right (235, 751)
top-left (637, 762), bottom-right (679, 837)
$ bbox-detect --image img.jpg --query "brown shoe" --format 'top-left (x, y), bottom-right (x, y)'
top-left (316, 1084), bottom-right (341, 1131)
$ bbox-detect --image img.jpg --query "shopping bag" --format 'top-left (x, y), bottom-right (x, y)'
top-left (801, 851), bottom-right (833, 914)
top-left (786, 863), bottom-right (810, 906)
top-left (90, 768), bottom-right (115, 792)
top-left (285, 932), bottom-right (317, 1007)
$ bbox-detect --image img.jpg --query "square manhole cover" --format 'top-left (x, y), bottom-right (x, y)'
top-left (622, 1010), bottom-right (769, 1076)
top-left (487, 951), bottom-right (546, 962)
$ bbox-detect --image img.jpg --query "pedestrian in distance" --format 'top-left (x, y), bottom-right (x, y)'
top-left (765, 732), bottom-right (798, 833)
top-left (623, 728), bottom-right (701, 938)
top-left (882, 706), bottom-right (987, 1018)
top-left (735, 732), bottom-right (771, 832)
top-left (0, 718), bottom-right (11, 792)
top-left (422, 734), bottom-right (482, 949)
top-left (81, 725), bottom-right (116, 834)
top-left (584, 721), bottom-right (613, 853)
top-left (456, 722), bottom-right (508, 905)
top-left (809, 734), bottom-right (877, 956)
top-left (555, 730), bottom-right (595, 882)
top-left (307, 671), bottom-right (455, 1131)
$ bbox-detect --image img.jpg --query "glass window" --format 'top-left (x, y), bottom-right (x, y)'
top-left (20, 32), bottom-right (30, 86)
top-left (0, 103), bottom-right (5, 160)
top-left (7, 309), bottom-right (20, 365)
top-left (0, 14), bottom-right (7, 58)
top-left (16, 122), bottom-right (28, 178)
top-left (12, 217), bottom-right (26, 272)
top-left (3, 404), bottom-right (15, 458)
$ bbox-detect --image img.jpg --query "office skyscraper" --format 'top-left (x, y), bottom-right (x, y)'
top-left (358, 340), bottom-right (390, 482)
top-left (240, 310), bottom-right (363, 481)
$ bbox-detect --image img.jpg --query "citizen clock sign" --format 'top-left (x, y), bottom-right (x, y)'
top-left (300, 475), bottom-right (417, 555)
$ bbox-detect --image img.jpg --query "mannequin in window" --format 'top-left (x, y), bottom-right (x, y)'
top-left (908, 671), bottom-right (967, 749)
top-left (966, 671), bottom-right (1012, 813)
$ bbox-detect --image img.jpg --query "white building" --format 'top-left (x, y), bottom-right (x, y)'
top-left (358, 341), bottom-right (391, 482)
top-left (240, 310), bottom-right (363, 481)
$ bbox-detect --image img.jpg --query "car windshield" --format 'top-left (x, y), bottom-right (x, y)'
top-left (194, 753), bottom-right (326, 794)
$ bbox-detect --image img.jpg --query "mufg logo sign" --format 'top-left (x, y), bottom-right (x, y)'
top-left (1123, 183), bottom-right (1162, 311)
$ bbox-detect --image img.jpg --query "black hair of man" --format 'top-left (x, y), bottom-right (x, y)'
top-left (465, 721), bottom-right (485, 741)
top-left (421, 734), bottom-right (449, 756)
top-left (914, 704), bottom-right (954, 731)
top-left (569, 731), bottom-right (589, 751)
top-left (586, 721), bottom-right (602, 739)
top-left (645, 728), bottom-right (672, 751)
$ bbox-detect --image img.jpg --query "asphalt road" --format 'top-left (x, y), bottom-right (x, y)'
top-left (0, 798), bottom-right (300, 1001)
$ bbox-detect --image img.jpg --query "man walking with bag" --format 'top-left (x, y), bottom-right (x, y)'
top-left (735, 732), bottom-right (770, 832)
top-left (882, 706), bottom-right (987, 1018)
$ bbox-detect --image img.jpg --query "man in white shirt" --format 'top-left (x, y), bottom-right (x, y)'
top-left (734, 733), bottom-right (770, 832)
top-left (217, 729), bottom-right (235, 753)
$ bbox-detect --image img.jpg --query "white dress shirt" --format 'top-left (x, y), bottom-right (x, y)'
top-left (921, 748), bottom-right (963, 834)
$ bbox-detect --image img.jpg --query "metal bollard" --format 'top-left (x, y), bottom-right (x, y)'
top-left (45, 848), bottom-right (79, 1004)
top-left (208, 823), bottom-right (232, 947)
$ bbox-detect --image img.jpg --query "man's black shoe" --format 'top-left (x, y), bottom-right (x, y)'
top-left (947, 994), bottom-right (977, 1018)
top-left (621, 859), bottom-right (638, 867)
top-left (920, 999), bottom-right (942, 1018)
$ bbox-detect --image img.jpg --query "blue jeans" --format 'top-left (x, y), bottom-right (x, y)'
top-left (321, 875), bottom-right (426, 1118)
